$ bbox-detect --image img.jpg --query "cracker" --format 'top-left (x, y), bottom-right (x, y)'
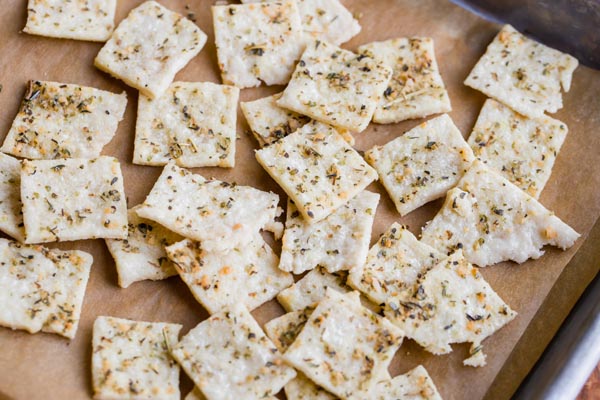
top-left (0, 238), bottom-right (92, 339)
top-left (171, 303), bottom-right (296, 400)
top-left (136, 163), bottom-right (282, 252)
top-left (21, 157), bottom-right (128, 244)
top-left (385, 251), bottom-right (517, 367)
top-left (105, 207), bottom-right (183, 289)
top-left (358, 37), bottom-right (451, 123)
top-left (133, 81), bottom-right (239, 168)
top-left (212, 1), bottom-right (305, 88)
top-left (91, 316), bottom-right (182, 400)
top-left (368, 365), bottom-right (442, 400)
top-left (284, 289), bottom-right (404, 398)
top-left (420, 160), bottom-right (580, 267)
top-left (365, 114), bottom-right (474, 216)
top-left (468, 99), bottom-right (568, 198)
top-left (0, 153), bottom-right (25, 242)
top-left (24, 0), bottom-right (116, 41)
top-left (95, 1), bottom-right (207, 99)
top-left (165, 236), bottom-right (293, 314)
top-left (277, 39), bottom-right (392, 132)
top-left (264, 307), bottom-right (313, 352)
top-left (279, 190), bottom-right (379, 274)
top-left (255, 124), bottom-right (376, 222)
top-left (241, 93), bottom-right (311, 147)
top-left (285, 372), bottom-right (337, 400)
top-left (277, 267), bottom-right (350, 312)
top-left (1, 80), bottom-right (127, 160)
top-left (464, 24), bottom-right (578, 118)
top-left (347, 223), bottom-right (443, 306)
top-left (240, 0), bottom-right (360, 45)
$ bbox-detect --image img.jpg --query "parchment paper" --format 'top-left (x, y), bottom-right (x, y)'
top-left (0, 1), bottom-right (599, 399)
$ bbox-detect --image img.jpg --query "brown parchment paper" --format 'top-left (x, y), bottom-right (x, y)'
top-left (0, 1), bottom-right (599, 399)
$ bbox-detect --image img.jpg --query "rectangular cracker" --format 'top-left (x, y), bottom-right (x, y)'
top-left (0, 153), bottom-right (25, 242)
top-left (212, 1), bottom-right (305, 88)
top-left (24, 0), bottom-right (116, 41)
top-left (21, 157), bottom-right (128, 244)
top-left (255, 123), bottom-right (376, 222)
top-left (385, 251), bottom-right (517, 367)
top-left (277, 39), bottom-right (392, 132)
top-left (420, 160), bottom-right (580, 267)
top-left (240, 0), bottom-right (361, 45)
top-left (0, 238), bottom-right (92, 339)
top-left (464, 24), bottom-right (578, 118)
top-left (105, 207), bottom-right (183, 289)
top-left (133, 81), bottom-right (239, 168)
top-left (368, 365), bottom-right (442, 400)
top-left (165, 235), bottom-right (293, 314)
top-left (347, 223), bottom-right (443, 306)
top-left (279, 190), bottom-right (379, 274)
top-left (91, 316), bottom-right (182, 400)
top-left (95, 1), bottom-right (207, 99)
top-left (136, 163), bottom-right (282, 252)
top-left (366, 114), bottom-right (475, 216)
top-left (468, 98), bottom-right (568, 198)
top-left (1, 80), bottom-right (127, 159)
top-left (284, 289), bottom-right (404, 399)
top-left (171, 303), bottom-right (296, 400)
top-left (358, 37), bottom-right (451, 123)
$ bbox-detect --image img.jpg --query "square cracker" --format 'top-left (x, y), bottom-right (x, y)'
top-left (1, 80), bottom-right (127, 160)
top-left (91, 316), bottom-right (182, 400)
top-left (212, 1), bottom-right (305, 88)
top-left (241, 0), bottom-right (360, 46)
top-left (420, 160), bottom-right (580, 267)
top-left (95, 1), bottom-right (207, 99)
top-left (24, 0), bottom-right (116, 41)
top-left (279, 190), bottom-right (379, 274)
top-left (347, 223), bottom-right (443, 306)
top-left (133, 81), bottom-right (239, 168)
top-left (365, 114), bottom-right (475, 216)
top-left (0, 238), bottom-right (92, 339)
top-left (171, 303), bottom-right (296, 400)
top-left (165, 235), bottom-right (293, 315)
top-left (277, 267), bottom-right (350, 312)
top-left (105, 207), bottom-right (183, 289)
top-left (21, 156), bottom-right (128, 244)
top-left (276, 39), bottom-right (392, 132)
top-left (0, 153), bottom-right (25, 242)
top-left (255, 123), bottom-right (376, 223)
top-left (468, 98), bottom-right (568, 199)
top-left (284, 289), bottom-right (404, 399)
top-left (368, 365), bottom-right (442, 400)
top-left (136, 163), bottom-right (282, 252)
top-left (358, 37), bottom-right (451, 123)
top-left (384, 251), bottom-right (517, 367)
top-left (464, 24), bottom-right (578, 118)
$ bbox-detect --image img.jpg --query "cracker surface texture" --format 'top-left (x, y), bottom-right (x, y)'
top-left (464, 24), bottom-right (578, 118)
top-left (171, 303), bottom-right (296, 400)
top-left (2, 80), bottom-right (127, 160)
top-left (366, 114), bottom-right (474, 216)
top-left (367, 365), bottom-right (442, 400)
top-left (255, 124), bottom-right (376, 222)
top-left (95, 1), bottom-right (207, 98)
top-left (359, 37), bottom-right (451, 123)
top-left (279, 191), bottom-right (379, 274)
top-left (0, 153), bottom-right (25, 242)
top-left (105, 207), bottom-right (183, 288)
top-left (24, 0), bottom-right (116, 41)
top-left (468, 99), bottom-right (568, 198)
top-left (134, 81), bottom-right (239, 168)
top-left (21, 157), bottom-right (128, 243)
top-left (212, 1), bottom-right (305, 88)
top-left (277, 267), bottom-right (350, 312)
top-left (0, 238), bottom-right (92, 339)
top-left (277, 39), bottom-right (392, 132)
top-left (136, 163), bottom-right (282, 252)
top-left (91, 316), bottom-right (182, 400)
top-left (421, 160), bottom-right (580, 267)
top-left (165, 236), bottom-right (292, 314)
